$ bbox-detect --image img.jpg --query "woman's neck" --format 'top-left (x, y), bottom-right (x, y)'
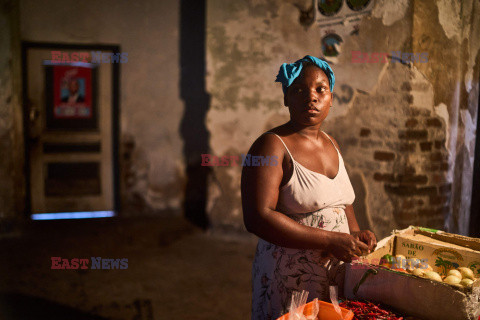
top-left (286, 120), bottom-right (323, 140)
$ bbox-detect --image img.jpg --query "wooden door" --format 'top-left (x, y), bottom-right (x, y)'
top-left (24, 45), bottom-right (117, 216)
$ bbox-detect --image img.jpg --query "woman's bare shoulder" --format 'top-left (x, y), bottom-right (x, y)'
top-left (249, 124), bottom-right (292, 155)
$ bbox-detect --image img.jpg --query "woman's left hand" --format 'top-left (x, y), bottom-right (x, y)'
top-left (351, 230), bottom-right (377, 253)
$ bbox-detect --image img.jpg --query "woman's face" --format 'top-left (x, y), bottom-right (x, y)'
top-left (284, 65), bottom-right (333, 126)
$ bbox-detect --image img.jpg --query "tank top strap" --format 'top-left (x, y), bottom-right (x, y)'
top-left (321, 131), bottom-right (340, 154)
top-left (264, 132), bottom-right (295, 161)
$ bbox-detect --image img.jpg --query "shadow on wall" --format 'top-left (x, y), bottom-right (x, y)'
top-left (179, 0), bottom-right (211, 229)
top-left (349, 171), bottom-right (371, 231)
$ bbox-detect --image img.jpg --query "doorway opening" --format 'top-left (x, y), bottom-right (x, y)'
top-left (22, 42), bottom-right (120, 220)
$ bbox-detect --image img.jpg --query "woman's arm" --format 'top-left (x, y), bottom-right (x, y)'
top-left (323, 133), bottom-right (377, 252)
top-left (241, 134), bottom-right (367, 261)
top-left (345, 204), bottom-right (376, 252)
top-left (345, 204), bottom-right (360, 233)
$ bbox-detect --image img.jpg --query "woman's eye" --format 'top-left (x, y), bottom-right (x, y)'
top-left (317, 87), bottom-right (326, 93)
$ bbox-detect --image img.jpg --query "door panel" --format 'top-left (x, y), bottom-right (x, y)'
top-left (26, 48), bottom-right (114, 214)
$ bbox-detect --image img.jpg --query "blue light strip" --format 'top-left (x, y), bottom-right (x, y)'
top-left (31, 211), bottom-right (115, 220)
top-left (42, 60), bottom-right (97, 68)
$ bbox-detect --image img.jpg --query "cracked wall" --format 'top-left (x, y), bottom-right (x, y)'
top-left (0, 0), bottom-right (478, 238)
top-left (411, 0), bottom-right (480, 235)
top-left (206, 0), bottom-right (480, 237)
top-left (17, 0), bottom-right (186, 216)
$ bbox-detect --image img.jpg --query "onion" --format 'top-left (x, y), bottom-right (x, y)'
top-left (458, 267), bottom-right (475, 280)
top-left (460, 279), bottom-right (474, 287)
top-left (443, 275), bottom-right (461, 285)
top-left (412, 268), bottom-right (426, 277)
top-left (417, 261), bottom-right (433, 271)
top-left (447, 269), bottom-right (462, 279)
top-left (425, 271), bottom-right (442, 282)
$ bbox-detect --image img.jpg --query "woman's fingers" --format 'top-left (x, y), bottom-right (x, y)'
top-left (355, 239), bottom-right (369, 255)
top-left (356, 230), bottom-right (377, 252)
top-left (342, 254), bottom-right (357, 263)
top-left (365, 231), bottom-right (377, 251)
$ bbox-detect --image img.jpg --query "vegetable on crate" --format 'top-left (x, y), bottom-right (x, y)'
top-left (405, 258), bottom-right (420, 272)
top-left (442, 267), bottom-right (477, 288)
top-left (424, 271), bottom-right (442, 282)
top-left (443, 275), bottom-right (461, 285)
top-left (412, 268), bottom-right (426, 277)
top-left (378, 254), bottom-right (479, 290)
top-left (339, 300), bottom-right (404, 320)
top-left (447, 269), bottom-right (462, 279)
top-left (460, 279), bottom-right (474, 287)
top-left (380, 254), bottom-right (393, 266)
top-left (458, 267), bottom-right (475, 280)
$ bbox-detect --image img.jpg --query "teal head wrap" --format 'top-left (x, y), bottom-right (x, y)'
top-left (275, 55), bottom-right (335, 94)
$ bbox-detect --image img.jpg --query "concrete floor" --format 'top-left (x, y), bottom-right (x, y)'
top-left (0, 216), bottom-right (258, 320)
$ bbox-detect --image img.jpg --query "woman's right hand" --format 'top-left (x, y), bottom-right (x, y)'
top-left (326, 232), bottom-right (369, 262)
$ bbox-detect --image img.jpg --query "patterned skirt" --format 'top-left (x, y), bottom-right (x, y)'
top-left (250, 207), bottom-right (350, 320)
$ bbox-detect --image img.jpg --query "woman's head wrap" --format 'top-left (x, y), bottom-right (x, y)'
top-left (275, 55), bottom-right (335, 94)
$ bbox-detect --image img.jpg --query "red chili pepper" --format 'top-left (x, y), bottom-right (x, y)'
top-left (340, 299), bottom-right (406, 320)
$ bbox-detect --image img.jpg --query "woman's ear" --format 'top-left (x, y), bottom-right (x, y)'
top-left (330, 92), bottom-right (333, 107)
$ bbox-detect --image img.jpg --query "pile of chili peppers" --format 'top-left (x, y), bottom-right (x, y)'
top-left (339, 300), bottom-right (404, 320)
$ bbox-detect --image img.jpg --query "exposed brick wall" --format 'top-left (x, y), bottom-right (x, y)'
top-left (377, 106), bottom-right (450, 229)
top-left (324, 62), bottom-right (450, 238)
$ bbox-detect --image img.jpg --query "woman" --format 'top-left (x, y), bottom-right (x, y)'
top-left (241, 55), bottom-right (377, 320)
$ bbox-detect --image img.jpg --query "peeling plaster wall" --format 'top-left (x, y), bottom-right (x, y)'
top-left (324, 63), bottom-right (449, 238)
top-left (206, 0), bottom-right (319, 229)
top-left (0, 0), bottom-right (24, 233)
top-left (1, 0), bottom-right (477, 236)
top-left (20, 0), bottom-right (185, 216)
top-left (206, 0), bottom-right (480, 237)
top-left (412, 0), bottom-right (480, 235)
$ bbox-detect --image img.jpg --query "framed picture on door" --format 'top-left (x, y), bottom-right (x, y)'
top-left (44, 62), bottom-right (98, 130)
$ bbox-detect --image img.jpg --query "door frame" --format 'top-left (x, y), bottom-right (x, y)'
top-left (21, 41), bottom-right (121, 217)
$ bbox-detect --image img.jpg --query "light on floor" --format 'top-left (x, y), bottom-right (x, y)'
top-left (31, 211), bottom-right (115, 220)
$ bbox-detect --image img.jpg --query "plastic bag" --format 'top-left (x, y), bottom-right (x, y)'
top-left (304, 298), bottom-right (318, 320)
top-left (329, 285), bottom-right (344, 320)
top-left (287, 291), bottom-right (319, 320)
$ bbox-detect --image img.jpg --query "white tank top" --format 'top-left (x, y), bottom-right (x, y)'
top-left (265, 131), bottom-right (355, 215)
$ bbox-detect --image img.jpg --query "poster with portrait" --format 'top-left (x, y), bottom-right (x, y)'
top-left (45, 63), bottom-right (98, 130)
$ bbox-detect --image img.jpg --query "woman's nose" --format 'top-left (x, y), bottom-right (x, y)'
top-left (307, 89), bottom-right (318, 102)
